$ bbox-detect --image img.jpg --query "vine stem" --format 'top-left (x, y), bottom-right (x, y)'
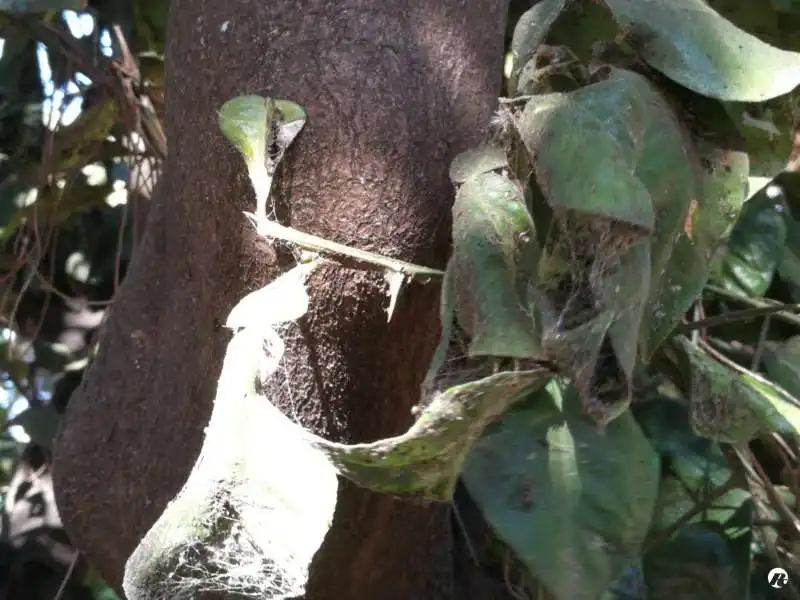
top-left (245, 213), bottom-right (445, 279)
top-left (698, 284), bottom-right (800, 329)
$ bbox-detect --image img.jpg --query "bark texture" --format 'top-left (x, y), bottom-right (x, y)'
top-left (53, 1), bottom-right (508, 597)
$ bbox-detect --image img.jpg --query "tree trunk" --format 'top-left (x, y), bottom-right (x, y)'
top-left (53, 1), bottom-right (508, 597)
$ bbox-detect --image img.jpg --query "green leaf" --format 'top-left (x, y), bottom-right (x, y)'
top-left (739, 370), bottom-right (800, 437)
top-left (713, 192), bottom-right (788, 297)
top-left (218, 95), bottom-right (272, 172)
top-left (462, 379), bottom-right (660, 600)
top-left (675, 336), bottom-right (763, 442)
top-left (604, 0), bottom-right (800, 102)
top-left (545, 0), bottom-right (620, 64)
top-left (672, 336), bottom-right (800, 442)
top-left (314, 369), bottom-right (550, 501)
top-left (644, 522), bottom-right (752, 600)
top-left (84, 569), bottom-right (121, 600)
top-left (509, 0), bottom-right (569, 93)
top-left (635, 396), bottom-right (731, 487)
top-left (516, 68), bottom-right (699, 416)
top-left (516, 73), bottom-right (662, 230)
top-left (451, 171), bottom-right (541, 358)
top-left (641, 132), bottom-right (748, 360)
top-left (219, 95), bottom-right (307, 216)
top-left (635, 398), bottom-right (752, 600)
top-left (0, 0), bottom-right (82, 11)
top-left (763, 336), bottom-right (800, 400)
top-left (725, 99), bottom-right (797, 179)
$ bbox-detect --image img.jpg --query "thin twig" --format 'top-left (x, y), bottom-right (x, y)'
top-left (644, 474), bottom-right (740, 551)
top-left (451, 502), bottom-right (479, 567)
top-left (736, 446), bottom-right (800, 538)
top-left (702, 284), bottom-right (800, 329)
top-left (53, 550), bottom-right (80, 600)
top-left (751, 315), bottom-right (772, 371)
top-left (250, 216), bottom-right (445, 279)
top-left (679, 301), bottom-right (800, 333)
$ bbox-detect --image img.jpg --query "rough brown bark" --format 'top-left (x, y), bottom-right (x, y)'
top-left (53, 1), bottom-right (508, 598)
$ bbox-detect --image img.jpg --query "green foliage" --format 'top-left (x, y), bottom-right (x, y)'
top-left (763, 335), bottom-right (800, 397)
top-left (672, 335), bottom-right (800, 442)
top-left (636, 398), bottom-right (753, 600)
top-left (604, 0), bottom-right (800, 102)
top-left (423, 1), bottom-right (800, 598)
top-left (462, 379), bottom-right (660, 600)
top-left (713, 191), bottom-right (789, 297)
top-left (451, 168), bottom-right (541, 358)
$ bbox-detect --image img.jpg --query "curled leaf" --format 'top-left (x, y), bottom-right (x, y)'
top-left (451, 171), bottom-right (540, 359)
top-left (509, 0), bottom-right (569, 93)
top-left (219, 96), bottom-right (308, 215)
top-left (312, 369), bottom-right (550, 501)
top-left (218, 95), bottom-right (272, 171)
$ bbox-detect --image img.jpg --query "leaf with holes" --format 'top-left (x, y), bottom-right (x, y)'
top-left (451, 171), bottom-right (541, 359)
top-left (604, 0), bottom-right (800, 102)
top-left (462, 379), bottom-right (660, 600)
